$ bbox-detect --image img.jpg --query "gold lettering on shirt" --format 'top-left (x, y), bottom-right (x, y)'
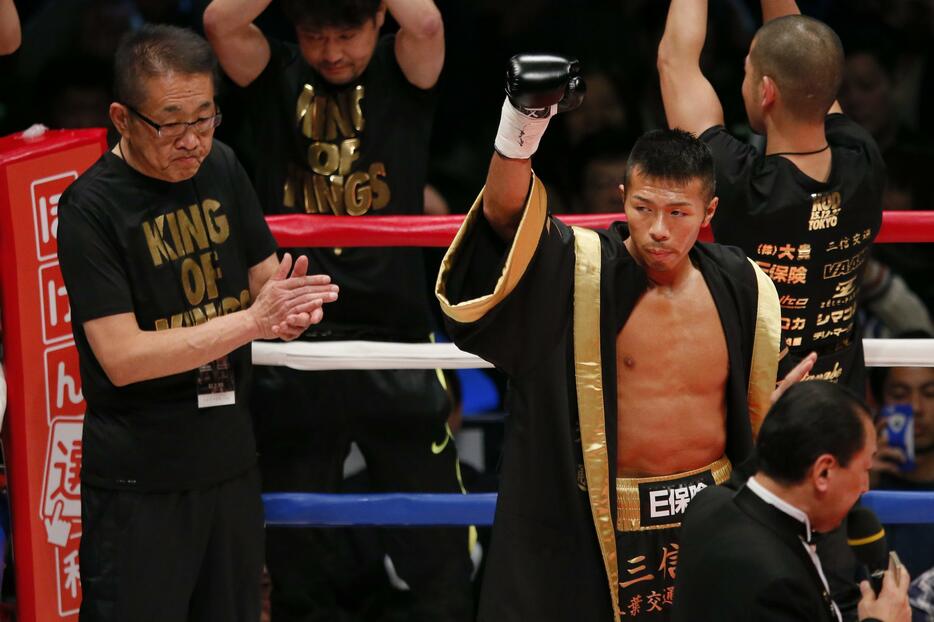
top-left (369, 162), bottom-right (390, 210)
top-left (350, 85), bottom-right (365, 132)
top-left (199, 251), bottom-right (221, 300)
top-left (142, 201), bottom-right (229, 263)
top-left (339, 138), bottom-right (361, 175)
top-left (781, 317), bottom-right (807, 331)
top-left (297, 84), bottom-right (315, 138)
top-left (142, 215), bottom-right (178, 266)
top-left (779, 295), bottom-right (809, 309)
top-left (804, 361), bottom-right (844, 382)
top-left (180, 256), bottom-right (205, 305)
top-left (286, 84), bottom-right (392, 215)
top-left (345, 171), bottom-right (371, 216)
top-left (143, 201), bottom-right (230, 268)
top-left (309, 142), bottom-right (340, 175)
top-left (162, 212), bottom-right (185, 261)
top-left (203, 199), bottom-right (229, 244)
top-left (820, 276), bottom-right (858, 309)
top-left (154, 288), bottom-right (252, 331)
top-left (313, 175), bottom-right (346, 215)
top-left (154, 311), bottom-right (187, 331)
top-left (816, 302), bottom-right (856, 327)
top-left (222, 295), bottom-right (241, 315)
top-left (141, 199), bottom-right (243, 329)
top-left (808, 191), bottom-right (842, 231)
top-left (324, 95), bottom-right (354, 141)
top-left (822, 248), bottom-right (868, 279)
top-left (177, 203), bottom-right (209, 255)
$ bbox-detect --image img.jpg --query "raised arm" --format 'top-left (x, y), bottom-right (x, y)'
top-left (0, 0), bottom-right (21, 56)
top-left (84, 253), bottom-right (338, 387)
top-left (657, 0), bottom-right (724, 135)
top-left (761, 0), bottom-right (800, 21)
top-left (203, 0), bottom-right (272, 87)
top-left (483, 155), bottom-right (533, 241)
top-left (760, 0), bottom-right (842, 114)
top-left (484, 55), bottom-right (584, 240)
top-left (388, 0), bottom-right (444, 90)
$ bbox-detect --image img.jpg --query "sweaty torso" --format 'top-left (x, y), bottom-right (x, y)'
top-left (616, 267), bottom-right (729, 476)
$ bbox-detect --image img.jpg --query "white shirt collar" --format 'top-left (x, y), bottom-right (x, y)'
top-left (747, 477), bottom-right (842, 622)
top-left (747, 475), bottom-right (813, 543)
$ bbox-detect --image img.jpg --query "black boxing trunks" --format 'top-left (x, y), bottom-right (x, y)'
top-left (615, 456), bottom-right (732, 620)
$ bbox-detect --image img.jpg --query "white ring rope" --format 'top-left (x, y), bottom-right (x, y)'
top-left (252, 339), bottom-right (934, 370)
top-left (862, 338), bottom-right (934, 367)
top-left (252, 340), bottom-right (494, 370)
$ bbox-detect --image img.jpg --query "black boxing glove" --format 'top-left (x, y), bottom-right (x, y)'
top-left (506, 55), bottom-right (585, 114)
top-left (495, 54), bottom-right (586, 160)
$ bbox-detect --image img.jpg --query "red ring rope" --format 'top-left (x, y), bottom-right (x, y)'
top-left (267, 211), bottom-right (934, 247)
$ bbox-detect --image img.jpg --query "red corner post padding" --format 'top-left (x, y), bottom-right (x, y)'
top-left (266, 211), bottom-right (934, 248)
top-left (0, 128), bottom-right (107, 622)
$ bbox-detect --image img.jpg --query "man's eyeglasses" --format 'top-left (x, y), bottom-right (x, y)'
top-left (125, 104), bottom-right (222, 139)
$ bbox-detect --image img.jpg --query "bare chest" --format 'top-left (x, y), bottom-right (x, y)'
top-left (616, 281), bottom-right (729, 388)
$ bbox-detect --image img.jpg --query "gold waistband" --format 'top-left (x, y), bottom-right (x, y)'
top-left (616, 456), bottom-right (732, 532)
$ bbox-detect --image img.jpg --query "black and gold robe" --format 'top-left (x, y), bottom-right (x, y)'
top-left (436, 177), bottom-right (780, 621)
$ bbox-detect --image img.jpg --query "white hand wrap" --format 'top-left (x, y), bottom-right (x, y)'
top-left (493, 98), bottom-right (557, 160)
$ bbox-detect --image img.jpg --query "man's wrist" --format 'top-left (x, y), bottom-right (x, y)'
top-left (244, 306), bottom-right (265, 341)
top-left (493, 99), bottom-right (554, 160)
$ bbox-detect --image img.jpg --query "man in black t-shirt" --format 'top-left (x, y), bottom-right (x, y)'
top-left (658, 2), bottom-right (886, 619)
top-left (658, 0), bottom-right (885, 393)
top-left (58, 25), bottom-right (338, 621)
top-left (204, 1), bottom-right (474, 620)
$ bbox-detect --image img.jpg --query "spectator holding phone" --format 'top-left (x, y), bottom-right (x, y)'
top-left (869, 350), bottom-right (934, 580)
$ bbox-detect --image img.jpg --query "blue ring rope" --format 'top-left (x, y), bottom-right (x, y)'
top-left (859, 490), bottom-right (934, 524)
top-left (263, 493), bottom-right (498, 526)
top-left (262, 490), bottom-right (932, 527)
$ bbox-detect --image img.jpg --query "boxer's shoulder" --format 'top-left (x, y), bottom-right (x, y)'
top-left (693, 240), bottom-right (753, 278)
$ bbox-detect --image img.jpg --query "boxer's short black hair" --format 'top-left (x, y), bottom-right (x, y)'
top-left (623, 128), bottom-right (715, 202)
top-left (283, 0), bottom-right (382, 30)
top-left (114, 24), bottom-right (218, 109)
top-left (757, 381), bottom-right (871, 485)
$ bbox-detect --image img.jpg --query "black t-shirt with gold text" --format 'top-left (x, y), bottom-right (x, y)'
top-left (58, 141), bottom-right (277, 490)
top-left (701, 114), bottom-right (886, 389)
top-left (238, 34), bottom-right (437, 341)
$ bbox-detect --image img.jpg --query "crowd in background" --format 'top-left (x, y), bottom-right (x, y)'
top-left (1, 0), bottom-right (934, 620)
top-left (4, 0), bottom-right (934, 319)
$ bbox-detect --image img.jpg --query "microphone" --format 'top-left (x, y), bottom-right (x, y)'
top-left (846, 506), bottom-right (888, 595)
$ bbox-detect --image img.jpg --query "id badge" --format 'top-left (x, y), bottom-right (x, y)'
top-left (197, 355), bottom-right (236, 408)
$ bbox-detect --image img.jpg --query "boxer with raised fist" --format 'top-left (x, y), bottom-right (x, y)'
top-left (436, 56), bottom-right (806, 621)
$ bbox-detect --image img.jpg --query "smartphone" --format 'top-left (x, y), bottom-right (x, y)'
top-left (881, 403), bottom-right (916, 473)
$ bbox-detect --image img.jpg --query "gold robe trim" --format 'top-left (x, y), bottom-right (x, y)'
top-left (746, 258), bottom-right (781, 437)
top-left (436, 175), bottom-right (547, 324)
top-left (572, 226), bottom-right (621, 622)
